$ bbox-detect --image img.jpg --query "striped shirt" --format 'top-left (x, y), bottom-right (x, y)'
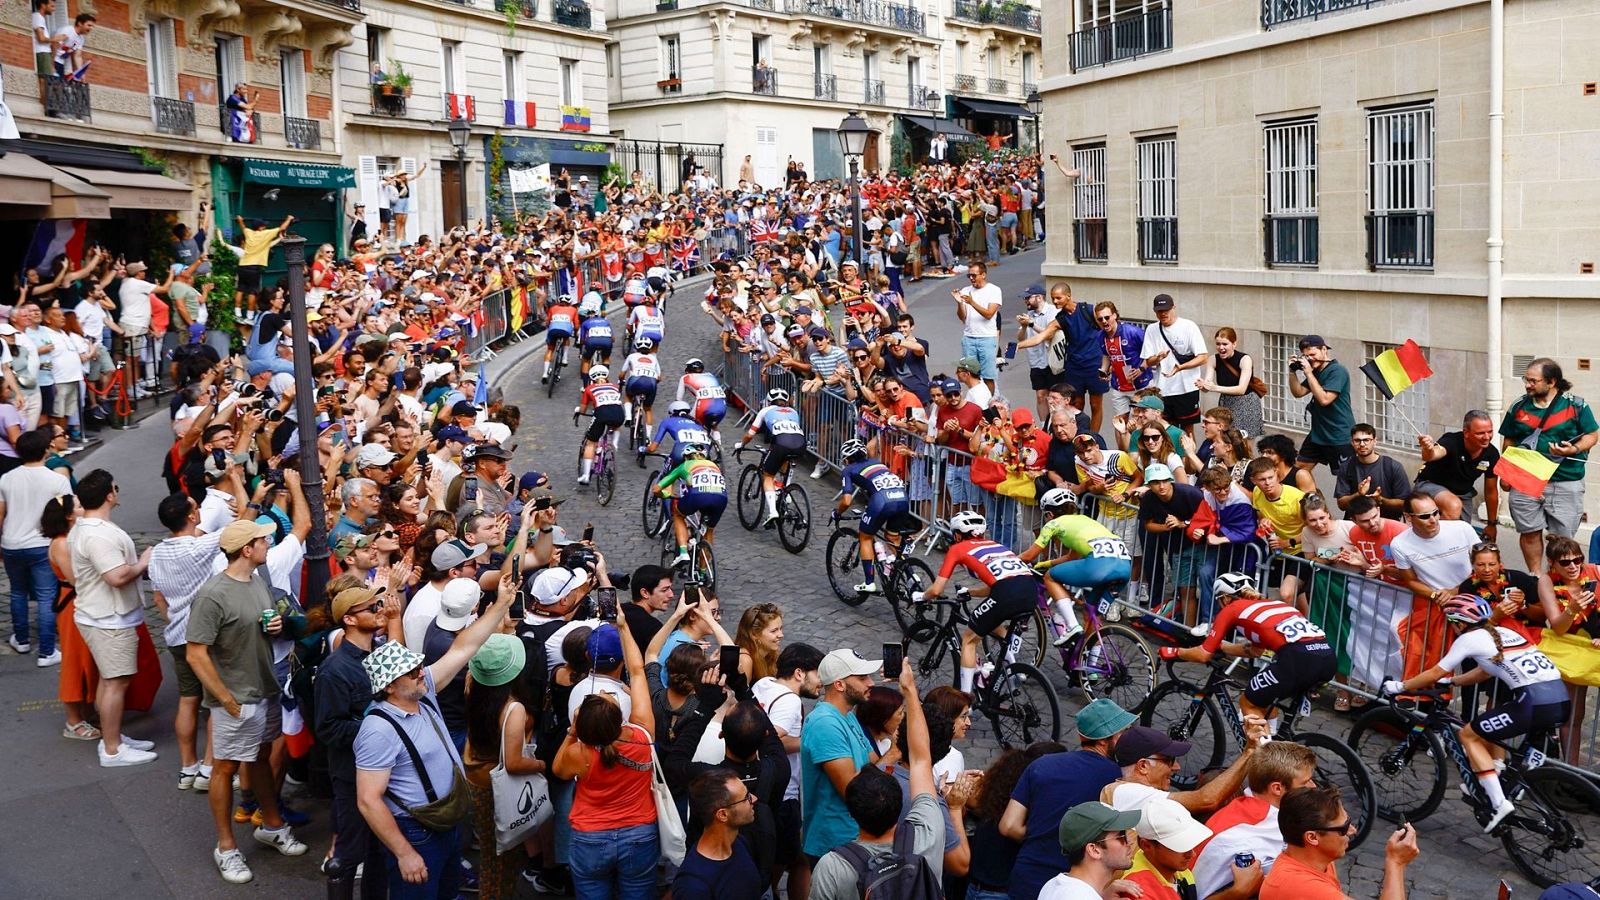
top-left (809, 345), bottom-right (849, 380)
top-left (149, 531), bottom-right (225, 647)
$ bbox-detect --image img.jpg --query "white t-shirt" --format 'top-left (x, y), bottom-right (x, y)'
top-left (403, 581), bottom-right (448, 651)
top-left (1038, 873), bottom-right (1105, 900)
top-left (1140, 316), bottom-right (1206, 395)
top-left (0, 464), bottom-right (72, 549)
top-left (959, 283), bottom-right (1002, 339)
top-left (1301, 518), bottom-right (1357, 563)
top-left (197, 487), bottom-right (236, 535)
top-left (53, 25), bottom-right (82, 67)
top-left (752, 676), bottom-right (804, 801)
top-left (964, 380), bottom-right (993, 410)
top-left (1387, 520), bottom-right (1477, 590)
top-left (31, 11), bottom-right (52, 54)
top-left (75, 299), bottom-right (108, 347)
top-left (1104, 780), bottom-right (1167, 812)
top-left (1438, 626), bottom-right (1563, 690)
top-left (117, 277), bottom-right (157, 331)
top-left (567, 672), bottom-right (632, 721)
top-left (933, 746), bottom-right (966, 789)
top-left (49, 331), bottom-right (86, 384)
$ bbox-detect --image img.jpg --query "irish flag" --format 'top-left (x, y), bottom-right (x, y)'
top-left (1495, 446), bottom-right (1560, 498)
top-left (1360, 339), bottom-right (1433, 399)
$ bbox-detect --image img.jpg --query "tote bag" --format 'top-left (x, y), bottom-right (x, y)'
top-left (491, 704), bottom-right (552, 853)
top-left (651, 739), bottom-right (688, 865)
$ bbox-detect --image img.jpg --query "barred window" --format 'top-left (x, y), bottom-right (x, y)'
top-left (1072, 144), bottom-right (1107, 263)
top-left (1263, 118), bottom-right (1318, 266)
top-left (1362, 341), bottom-right (1431, 448)
top-left (1261, 332), bottom-right (1305, 429)
top-left (1366, 104), bottom-right (1434, 269)
top-left (1135, 135), bottom-right (1177, 263)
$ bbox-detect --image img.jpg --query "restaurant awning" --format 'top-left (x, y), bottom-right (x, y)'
top-left (953, 97), bottom-right (1034, 119)
top-left (0, 152), bottom-right (55, 207)
top-left (56, 166), bottom-right (192, 211)
top-left (241, 158), bottom-right (356, 190)
top-left (899, 115), bottom-right (981, 141)
top-left (0, 153), bottom-right (111, 219)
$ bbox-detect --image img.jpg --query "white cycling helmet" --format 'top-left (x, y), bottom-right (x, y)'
top-left (950, 510), bottom-right (987, 537)
top-left (840, 439), bottom-right (868, 464)
top-left (588, 365), bottom-right (610, 382)
top-left (668, 401), bottom-right (692, 417)
top-left (1212, 572), bottom-right (1257, 598)
top-left (765, 388), bottom-right (790, 406)
top-left (1039, 488), bottom-right (1079, 516)
top-left (684, 358), bottom-right (706, 374)
top-left (634, 336), bottom-right (655, 352)
top-left (682, 442), bottom-right (709, 459)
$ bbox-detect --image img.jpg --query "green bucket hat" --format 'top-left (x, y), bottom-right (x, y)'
top-left (1075, 698), bottom-right (1137, 741)
top-left (469, 633), bottom-right (526, 687)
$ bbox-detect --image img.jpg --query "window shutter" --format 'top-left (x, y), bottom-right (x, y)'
top-left (359, 156), bottom-right (381, 234)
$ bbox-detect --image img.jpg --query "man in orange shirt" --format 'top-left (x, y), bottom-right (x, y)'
top-left (1261, 786), bottom-right (1419, 900)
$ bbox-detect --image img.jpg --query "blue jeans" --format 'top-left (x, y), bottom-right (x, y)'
top-left (383, 815), bottom-right (461, 900)
top-left (985, 222), bottom-right (1000, 262)
top-left (552, 777), bottom-right (576, 865)
top-left (967, 887), bottom-right (1010, 900)
top-left (5, 546), bottom-right (56, 656)
top-left (569, 822), bottom-right (659, 900)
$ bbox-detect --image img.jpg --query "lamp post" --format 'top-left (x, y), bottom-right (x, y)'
top-left (280, 234), bottom-right (329, 606)
top-left (836, 109), bottom-right (870, 270)
top-left (1026, 89), bottom-right (1043, 154)
top-left (448, 115), bottom-right (471, 227)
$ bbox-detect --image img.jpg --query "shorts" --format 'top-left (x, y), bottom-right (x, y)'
top-left (762, 436), bottom-right (808, 476)
top-left (546, 328), bottom-right (574, 348)
top-left (1414, 480), bottom-right (1479, 524)
top-left (585, 406), bottom-right (625, 442)
top-left (379, 207), bottom-right (394, 224)
top-left (211, 696), bottom-right (284, 762)
top-left (861, 498), bottom-right (916, 537)
top-left (52, 380), bottom-right (81, 418)
top-left (392, 197), bottom-right (412, 215)
top-left (1242, 640), bottom-right (1337, 709)
top-left (625, 377), bottom-right (658, 407)
top-left (1063, 366), bottom-right (1110, 396)
top-left (969, 575), bottom-right (1038, 635)
top-left (80, 624), bottom-right (140, 679)
top-left (1029, 367), bottom-right (1055, 392)
top-left (1163, 390), bottom-right (1201, 424)
top-left (87, 344), bottom-right (115, 380)
top-left (1296, 437), bottom-right (1350, 472)
top-left (774, 798), bottom-right (803, 866)
top-left (237, 265), bottom-right (265, 297)
top-left (1047, 555), bottom-right (1132, 592)
top-left (694, 400), bottom-right (726, 429)
top-left (582, 341), bottom-right (613, 362)
top-left (997, 212), bottom-right (1019, 229)
top-left (1471, 680), bottom-right (1570, 741)
top-left (1105, 389), bottom-right (1137, 419)
top-left (170, 645), bottom-right (203, 698)
top-left (1508, 479), bottom-right (1584, 537)
top-left (36, 52), bottom-right (52, 76)
top-left (960, 335), bottom-right (998, 382)
top-left (678, 492), bottom-right (727, 529)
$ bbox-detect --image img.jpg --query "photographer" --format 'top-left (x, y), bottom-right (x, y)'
top-left (1286, 334), bottom-right (1354, 477)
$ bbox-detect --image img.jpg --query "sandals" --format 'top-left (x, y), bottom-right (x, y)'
top-left (63, 721), bottom-right (102, 741)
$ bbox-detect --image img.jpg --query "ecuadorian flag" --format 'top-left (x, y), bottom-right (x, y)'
top-left (1495, 447), bottom-right (1560, 499)
top-left (560, 105), bottom-right (591, 132)
top-left (1359, 339), bottom-right (1433, 399)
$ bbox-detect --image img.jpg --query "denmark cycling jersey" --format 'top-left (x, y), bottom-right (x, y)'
top-left (652, 418), bottom-right (712, 463)
top-left (1034, 515), bottom-right (1131, 560)
top-left (579, 315), bottom-right (613, 345)
top-left (631, 306), bottom-right (665, 342)
top-left (546, 303), bottom-right (579, 335)
top-left (939, 538), bottom-right (1034, 587)
top-left (1202, 597), bottom-right (1327, 654)
top-left (582, 382), bottom-right (624, 409)
top-left (1438, 627), bottom-right (1563, 690)
top-left (746, 405), bottom-right (804, 441)
top-left (621, 353), bottom-right (661, 382)
top-left (840, 460), bottom-right (908, 504)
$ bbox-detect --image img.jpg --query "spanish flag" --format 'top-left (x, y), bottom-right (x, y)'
top-left (1360, 339), bottom-right (1434, 399)
top-left (1495, 447), bottom-right (1560, 498)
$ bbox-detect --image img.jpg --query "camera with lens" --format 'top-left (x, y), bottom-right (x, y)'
top-left (264, 467), bottom-right (286, 488)
top-left (560, 544), bottom-right (598, 571)
top-left (1288, 358), bottom-right (1305, 373)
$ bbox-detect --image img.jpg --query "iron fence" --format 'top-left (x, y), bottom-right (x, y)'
top-left (814, 73), bottom-right (837, 101)
top-left (152, 96), bottom-right (194, 136)
top-left (863, 79), bottom-right (886, 106)
top-left (611, 139), bottom-right (726, 194)
top-left (1263, 0), bottom-right (1391, 28)
top-left (1069, 7), bottom-right (1173, 70)
top-left (285, 115), bottom-right (321, 150)
top-left (41, 76), bottom-right (91, 121)
top-left (1265, 215), bottom-right (1319, 266)
top-left (752, 67), bottom-right (778, 96)
top-left (552, 0), bottom-right (593, 28)
top-left (952, 0), bottom-right (1041, 31)
top-left (784, 0), bottom-right (926, 33)
top-left (1366, 212), bottom-right (1434, 270)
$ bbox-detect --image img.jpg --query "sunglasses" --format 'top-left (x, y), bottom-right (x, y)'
top-left (1096, 315), bottom-right (1114, 322)
top-left (1408, 510), bottom-right (1441, 520)
top-left (1312, 820), bottom-right (1354, 835)
top-left (1556, 556), bottom-right (1584, 567)
top-left (1140, 434), bottom-right (1162, 442)
top-left (1471, 541), bottom-right (1499, 554)
top-left (851, 354), bottom-right (868, 362)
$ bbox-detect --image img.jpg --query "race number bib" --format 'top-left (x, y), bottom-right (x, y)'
top-left (870, 472), bottom-right (905, 492)
top-left (678, 428), bottom-right (709, 446)
top-left (632, 360), bottom-right (661, 379)
top-left (1274, 617), bottom-right (1326, 643)
top-left (770, 418), bottom-right (804, 436)
top-left (983, 553), bottom-right (1032, 582)
top-left (550, 313), bottom-right (574, 329)
top-left (587, 322), bottom-right (612, 339)
top-left (689, 469), bottom-right (725, 493)
top-left (696, 385), bottom-right (725, 400)
top-left (1087, 537), bottom-right (1131, 561)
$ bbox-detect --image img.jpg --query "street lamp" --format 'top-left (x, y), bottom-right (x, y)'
top-left (448, 115), bottom-right (471, 227)
top-left (836, 109), bottom-right (870, 270)
top-left (1026, 89), bottom-right (1043, 154)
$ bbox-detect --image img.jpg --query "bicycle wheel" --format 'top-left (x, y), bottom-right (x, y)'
top-left (1300, 732), bottom-right (1377, 851)
top-left (736, 465), bottom-right (763, 531)
top-left (826, 529), bottom-right (868, 605)
top-left (547, 351), bottom-right (561, 398)
top-left (692, 541), bottom-right (717, 592)
top-left (634, 418), bottom-right (649, 468)
top-left (1077, 624), bottom-right (1158, 715)
top-left (973, 609), bottom-right (1047, 670)
top-left (596, 461), bottom-right (615, 506)
top-left (984, 662), bottom-right (1060, 749)
top-left (887, 557), bottom-right (938, 634)
top-left (1501, 765), bottom-right (1600, 888)
top-left (1140, 682), bottom-right (1226, 782)
top-left (1346, 705), bottom-right (1448, 823)
top-left (777, 484), bottom-right (812, 554)
top-left (641, 472), bottom-right (666, 535)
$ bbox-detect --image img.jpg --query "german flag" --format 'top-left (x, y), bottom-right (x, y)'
top-left (1495, 447), bottom-right (1560, 498)
top-left (1360, 339), bottom-right (1434, 400)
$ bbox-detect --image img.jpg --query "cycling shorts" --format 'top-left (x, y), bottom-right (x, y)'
top-left (969, 575), bottom-right (1038, 636)
top-left (546, 327), bottom-right (574, 348)
top-left (1242, 639), bottom-right (1338, 709)
top-left (695, 399), bottom-right (727, 428)
top-left (1471, 680), bottom-right (1571, 742)
top-left (625, 377), bottom-right (658, 407)
top-left (860, 497), bottom-right (916, 537)
top-left (762, 435), bottom-right (808, 476)
top-left (1046, 557), bottom-right (1133, 591)
top-left (584, 406), bottom-right (626, 442)
top-left (582, 340), bottom-right (613, 361)
top-left (678, 491), bottom-right (727, 529)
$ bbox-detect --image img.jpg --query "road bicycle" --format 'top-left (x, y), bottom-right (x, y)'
top-left (733, 447), bottom-right (812, 554)
top-left (1348, 687), bottom-right (1600, 887)
top-left (641, 452), bottom-right (671, 536)
top-left (630, 404), bottom-right (653, 468)
top-left (825, 509), bottom-right (935, 633)
top-left (1142, 652), bottom-right (1377, 850)
top-left (655, 499), bottom-right (717, 592)
top-left (545, 335), bottom-right (570, 398)
top-left (572, 412), bottom-right (619, 506)
top-left (908, 587), bottom-right (1060, 748)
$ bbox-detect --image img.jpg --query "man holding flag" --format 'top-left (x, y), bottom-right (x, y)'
top-left (1497, 358), bottom-right (1598, 571)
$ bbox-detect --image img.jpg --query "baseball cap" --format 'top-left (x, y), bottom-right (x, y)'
top-left (1152, 293), bottom-right (1175, 312)
top-left (468, 633), bottom-right (526, 687)
top-left (1137, 797), bottom-right (1213, 853)
top-left (809, 327), bottom-right (830, 340)
top-left (759, 313), bottom-right (776, 326)
top-left (587, 624), bottom-right (624, 669)
top-left (1058, 801), bottom-right (1142, 855)
top-left (786, 324), bottom-right (805, 339)
top-left (530, 566), bottom-right (590, 606)
top-left (518, 471), bottom-right (550, 492)
top-left (1011, 408), bottom-right (1035, 427)
top-left (451, 400), bottom-right (479, 418)
top-left (1112, 725), bottom-right (1196, 766)
top-left (331, 585), bottom-right (385, 621)
top-left (364, 641), bottom-right (426, 694)
top-left (1298, 334), bottom-right (1328, 350)
top-left (126, 261), bottom-right (148, 275)
top-left (431, 538), bottom-right (488, 571)
top-left (356, 444), bottom-right (399, 469)
top-left (1135, 394), bottom-right (1166, 411)
top-left (0, 324), bottom-right (16, 337)
top-left (1143, 463), bottom-right (1175, 483)
top-left (1075, 698), bottom-right (1137, 740)
top-left (530, 487), bottom-right (565, 510)
top-left (436, 577), bottom-right (482, 632)
top-left (956, 356), bottom-right (981, 375)
top-left (794, 306), bottom-right (815, 318)
top-left (1025, 282), bottom-right (1045, 297)
top-left (333, 531), bottom-right (375, 560)
top-left (817, 649), bottom-right (882, 685)
top-left (218, 519), bottom-right (275, 554)
top-left (435, 425), bottom-right (471, 444)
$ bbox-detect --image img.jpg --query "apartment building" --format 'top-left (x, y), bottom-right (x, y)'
top-left (1038, 0), bottom-right (1600, 514)
top-left (602, 0), bottom-right (1040, 187)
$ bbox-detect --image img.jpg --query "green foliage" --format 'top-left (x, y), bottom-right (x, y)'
top-left (488, 132), bottom-right (507, 212)
top-left (385, 60), bottom-right (413, 89)
top-left (130, 147), bottom-right (170, 176)
top-left (146, 212), bottom-right (180, 278)
top-left (201, 240), bottom-right (242, 352)
top-left (602, 161), bottom-right (626, 187)
top-left (889, 128), bottom-right (914, 177)
top-left (503, 1), bottom-right (519, 36)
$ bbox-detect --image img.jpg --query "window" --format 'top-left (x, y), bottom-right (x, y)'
top-left (1136, 135), bottom-right (1177, 263)
top-left (986, 49), bottom-right (1001, 80)
top-left (146, 19), bottom-right (178, 99)
top-left (216, 34), bottom-right (246, 96)
top-left (280, 50), bottom-right (307, 118)
top-left (1366, 104), bottom-right (1434, 269)
top-left (1363, 341), bottom-right (1431, 447)
top-left (1263, 118), bottom-right (1318, 267)
top-left (1261, 332), bottom-right (1305, 428)
top-left (441, 41), bottom-right (460, 96)
top-left (560, 58), bottom-right (582, 107)
top-left (1070, 0), bottom-right (1171, 69)
top-left (1072, 144), bottom-right (1107, 263)
top-left (908, 56), bottom-right (922, 91)
top-left (863, 50), bottom-right (881, 105)
top-left (752, 35), bottom-right (771, 68)
top-left (1022, 51), bottom-right (1036, 88)
top-left (813, 45), bottom-right (833, 100)
top-left (366, 26), bottom-right (387, 76)
top-left (503, 52), bottom-right (522, 104)
top-left (813, 44), bottom-right (831, 75)
top-left (661, 36), bottom-right (681, 81)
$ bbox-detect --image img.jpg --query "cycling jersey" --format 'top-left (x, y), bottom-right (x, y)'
top-left (1034, 515), bottom-right (1131, 561)
top-left (940, 538), bottom-right (1034, 587)
top-left (546, 304), bottom-right (579, 336)
top-left (652, 418), bottom-right (712, 464)
top-left (621, 353), bottom-right (662, 383)
top-left (1438, 627), bottom-right (1564, 690)
top-left (579, 315), bottom-right (614, 347)
top-left (840, 460), bottom-right (908, 505)
top-left (1202, 597), bottom-right (1327, 654)
top-left (658, 458), bottom-right (727, 498)
top-left (747, 405), bottom-right (805, 442)
top-left (582, 382), bottom-right (624, 410)
top-left (622, 278), bottom-right (652, 307)
top-left (677, 373), bottom-right (726, 404)
top-left (630, 305), bottom-right (665, 343)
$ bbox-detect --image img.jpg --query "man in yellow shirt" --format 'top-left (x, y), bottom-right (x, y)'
top-left (232, 214), bottom-right (293, 322)
top-left (1247, 457), bottom-right (1306, 551)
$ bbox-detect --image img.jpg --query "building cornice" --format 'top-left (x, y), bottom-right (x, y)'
top-left (1039, 259), bottom-right (1598, 300)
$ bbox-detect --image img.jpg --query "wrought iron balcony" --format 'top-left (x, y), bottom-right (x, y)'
top-left (1366, 212), bottom-right (1433, 270)
top-left (784, 0), bottom-right (926, 35)
top-left (752, 66), bottom-right (778, 95)
top-left (495, 0), bottom-right (536, 14)
top-left (1264, 215), bottom-right (1319, 267)
top-left (552, 0), bottom-right (592, 28)
top-left (863, 79), bottom-right (885, 106)
top-left (370, 91), bottom-right (408, 117)
top-left (952, 0), bottom-right (1041, 32)
top-left (954, 74), bottom-right (977, 93)
top-left (151, 96), bottom-right (194, 136)
top-left (445, 92), bottom-right (477, 121)
top-left (986, 77), bottom-right (1010, 95)
top-left (747, 0), bottom-right (776, 8)
top-left (815, 73), bottom-right (837, 101)
top-left (1022, 81), bottom-right (1037, 97)
top-left (1073, 219), bottom-right (1108, 263)
top-left (218, 104), bottom-right (262, 142)
top-left (1137, 217), bottom-right (1178, 264)
top-left (1262, 0), bottom-right (1393, 28)
top-left (312, 0), bottom-right (363, 10)
top-left (910, 85), bottom-right (940, 110)
top-left (1069, 7), bottom-right (1173, 71)
top-left (40, 76), bottom-right (91, 122)
top-left (655, 0), bottom-right (677, 7)
top-left (285, 115), bottom-right (322, 149)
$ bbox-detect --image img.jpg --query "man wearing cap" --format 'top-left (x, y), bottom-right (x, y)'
top-left (1102, 722), bottom-right (1266, 816)
top-left (186, 518), bottom-right (310, 883)
top-left (1122, 797), bottom-right (1212, 900)
top-left (1138, 463), bottom-right (1204, 623)
top-left (955, 356), bottom-right (993, 409)
top-left (332, 477), bottom-right (381, 543)
top-left (1039, 801), bottom-right (1143, 900)
top-left (800, 648), bottom-right (881, 862)
top-left (952, 261), bottom-right (1002, 391)
top-left (446, 442), bottom-right (514, 520)
top-left (421, 577), bottom-right (483, 750)
top-left (354, 443), bottom-right (400, 490)
top-left (567, 622), bottom-right (633, 720)
top-left (428, 425), bottom-right (470, 488)
top-left (1017, 283), bottom-right (1111, 430)
top-left (404, 539), bottom-right (488, 651)
top-left (335, 532), bottom-right (381, 578)
top-left (1288, 335), bottom-right (1354, 477)
top-left (116, 261), bottom-right (173, 388)
top-left (1140, 294), bottom-right (1208, 437)
top-left (1014, 283), bottom-right (1060, 420)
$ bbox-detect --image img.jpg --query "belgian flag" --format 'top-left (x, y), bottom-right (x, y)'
top-left (1360, 339), bottom-right (1434, 400)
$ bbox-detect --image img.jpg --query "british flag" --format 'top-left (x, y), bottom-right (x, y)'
top-left (671, 237), bottom-right (700, 273)
top-left (750, 217), bottom-right (778, 244)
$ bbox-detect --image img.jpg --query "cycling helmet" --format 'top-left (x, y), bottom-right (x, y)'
top-left (634, 336), bottom-right (655, 352)
top-left (684, 358), bottom-right (705, 374)
top-left (1212, 572), bottom-right (1257, 598)
top-left (588, 365), bottom-right (610, 382)
top-left (765, 388), bottom-right (790, 406)
top-left (840, 439), bottom-right (868, 464)
top-left (682, 442), bottom-right (708, 459)
top-left (1441, 593), bottom-right (1492, 626)
top-left (950, 510), bottom-right (988, 537)
top-left (668, 401), bottom-right (692, 417)
top-left (1039, 488), bottom-right (1079, 516)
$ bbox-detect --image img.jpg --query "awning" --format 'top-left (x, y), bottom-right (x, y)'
top-left (953, 97), bottom-right (1034, 119)
top-left (56, 166), bottom-right (191, 211)
top-left (547, 148), bottom-right (610, 168)
top-left (898, 115), bottom-right (981, 141)
top-left (241, 158), bottom-right (356, 190)
top-left (0, 152), bottom-right (56, 207)
top-left (0, 153), bottom-right (111, 219)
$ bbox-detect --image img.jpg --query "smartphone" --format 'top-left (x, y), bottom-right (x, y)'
top-left (684, 584), bottom-right (702, 607)
top-left (982, 407), bottom-right (1001, 424)
top-left (582, 523), bottom-right (595, 543)
top-left (1003, 341), bottom-right (1017, 360)
top-left (882, 642), bottom-right (904, 681)
top-left (595, 587), bottom-right (618, 621)
top-left (718, 644), bottom-right (741, 675)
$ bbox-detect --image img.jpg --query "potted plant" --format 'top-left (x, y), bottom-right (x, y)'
top-left (386, 60), bottom-right (413, 98)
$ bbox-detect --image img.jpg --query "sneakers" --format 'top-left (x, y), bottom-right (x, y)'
top-left (36, 649), bottom-right (62, 667)
top-left (8, 634), bottom-right (30, 654)
top-left (854, 581), bottom-right (881, 594)
top-left (252, 825), bottom-right (308, 856)
top-left (179, 766), bottom-right (200, 790)
top-left (122, 735), bottom-right (155, 752)
top-left (522, 863), bottom-right (569, 896)
top-left (98, 741), bottom-right (158, 767)
top-left (576, 476), bottom-right (590, 485)
top-left (62, 721), bottom-right (101, 741)
top-left (214, 846), bottom-right (253, 884)
top-left (672, 550), bottom-right (690, 566)
top-left (277, 798), bottom-right (310, 827)
top-left (810, 462), bottom-right (827, 479)
top-left (1485, 799), bottom-right (1517, 832)
top-left (1052, 623), bottom-right (1084, 647)
top-left (193, 770), bottom-right (212, 791)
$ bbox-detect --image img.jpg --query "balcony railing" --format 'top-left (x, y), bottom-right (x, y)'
top-left (986, 77), bottom-right (1010, 95)
top-left (752, 66), bottom-right (778, 95)
top-left (910, 84), bottom-right (940, 110)
top-left (815, 73), bottom-right (837, 101)
top-left (1262, 0), bottom-right (1392, 29)
top-left (1366, 212), bottom-right (1434, 270)
top-left (656, 0), bottom-right (677, 7)
top-left (1137, 217), bottom-right (1178, 264)
top-left (218, 105), bottom-right (262, 142)
top-left (285, 115), bottom-right (322, 149)
top-left (954, 74), bottom-right (977, 92)
top-left (747, 0), bottom-right (776, 8)
top-left (952, 0), bottom-right (1041, 32)
top-left (1265, 215), bottom-right (1319, 267)
top-left (151, 95), bottom-right (194, 136)
top-left (552, 0), bottom-right (592, 28)
top-left (1022, 81), bottom-right (1037, 97)
top-left (370, 90), bottom-right (408, 117)
top-left (1069, 7), bottom-right (1173, 71)
top-left (495, 0), bottom-right (536, 14)
top-left (1074, 219), bottom-right (1108, 263)
top-left (784, 0), bottom-right (926, 35)
top-left (40, 76), bottom-right (91, 122)
top-left (863, 79), bottom-right (885, 105)
top-left (312, 0), bottom-right (363, 10)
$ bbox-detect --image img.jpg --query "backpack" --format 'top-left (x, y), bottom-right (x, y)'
top-left (835, 828), bottom-right (945, 900)
top-left (515, 615), bottom-right (571, 768)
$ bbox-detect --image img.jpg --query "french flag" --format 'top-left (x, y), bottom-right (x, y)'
top-left (446, 93), bottom-right (476, 121)
top-left (23, 219), bottom-right (87, 273)
top-left (503, 100), bottom-right (535, 127)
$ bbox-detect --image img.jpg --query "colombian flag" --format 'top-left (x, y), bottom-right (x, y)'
top-left (560, 105), bottom-right (591, 132)
top-left (1360, 339), bottom-right (1434, 399)
top-left (1495, 447), bottom-right (1560, 498)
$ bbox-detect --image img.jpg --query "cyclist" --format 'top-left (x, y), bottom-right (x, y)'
top-left (619, 337), bottom-right (662, 439)
top-left (653, 442), bottom-right (726, 566)
top-left (621, 272), bottom-right (652, 309)
top-left (832, 439), bottom-right (917, 594)
top-left (577, 292), bottom-right (613, 383)
top-left (573, 365), bottom-right (625, 485)
top-left (1161, 572), bottom-right (1335, 736)
top-left (541, 293), bottom-right (580, 383)
top-left (734, 387), bottom-right (808, 528)
top-left (1017, 488), bottom-right (1133, 646)
top-left (648, 401), bottom-right (713, 467)
top-left (676, 359), bottom-right (727, 452)
top-left (628, 299), bottom-right (666, 351)
top-left (1380, 593), bottom-right (1571, 832)
top-left (647, 262), bottom-right (674, 304)
top-left (916, 510), bottom-right (1041, 694)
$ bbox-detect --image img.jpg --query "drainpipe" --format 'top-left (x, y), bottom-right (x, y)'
top-left (1485, 0), bottom-right (1504, 418)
